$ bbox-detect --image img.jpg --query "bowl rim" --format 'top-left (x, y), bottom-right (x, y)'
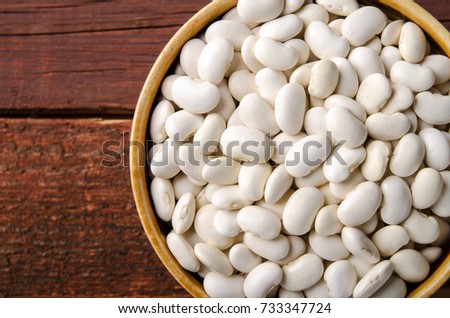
top-left (130, 0), bottom-right (450, 298)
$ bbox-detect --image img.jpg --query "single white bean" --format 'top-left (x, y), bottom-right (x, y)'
top-left (296, 4), bottom-right (330, 27)
top-left (211, 185), bottom-right (254, 211)
top-left (283, 187), bottom-right (324, 235)
top-left (194, 243), bottom-right (233, 275)
top-left (166, 232), bottom-right (200, 272)
top-left (390, 61), bottom-right (435, 92)
top-left (380, 176), bottom-right (412, 225)
top-left (371, 275), bottom-right (407, 298)
top-left (390, 249), bottom-right (430, 283)
top-left (348, 47), bottom-right (385, 81)
top-left (327, 106), bottom-right (367, 149)
top-left (329, 168), bottom-right (365, 200)
top-left (275, 236), bottom-right (307, 266)
top-left (399, 22), bottom-right (427, 63)
top-left (380, 46), bottom-right (402, 76)
top-left (411, 168), bottom-right (444, 209)
top-left (194, 204), bottom-right (234, 250)
top-left (202, 157), bottom-right (240, 186)
top-left (229, 243), bottom-right (262, 274)
top-left (241, 35), bottom-right (264, 73)
top-left (275, 83), bottom-right (307, 135)
top-left (353, 260), bottom-right (394, 298)
top-left (239, 93), bottom-right (280, 135)
top-left (304, 21), bottom-right (350, 59)
top-left (341, 6), bottom-right (387, 46)
top-left (432, 171), bottom-right (450, 217)
top-left (324, 94), bottom-right (366, 122)
top-left (150, 100), bottom-right (175, 143)
top-left (381, 84), bottom-right (414, 114)
top-left (331, 57), bottom-right (359, 98)
top-left (238, 163), bottom-right (272, 201)
top-left (320, 183), bottom-right (343, 205)
top-left (237, 206), bottom-right (281, 240)
top-left (150, 177), bottom-right (175, 222)
top-left (309, 59), bottom-right (339, 99)
top-left (381, 20), bottom-right (404, 46)
top-left (341, 227), bottom-right (380, 264)
top-left (194, 113), bottom-right (226, 155)
top-left (177, 143), bottom-right (208, 181)
top-left (361, 140), bottom-right (391, 182)
top-left (172, 173), bottom-right (202, 200)
top-left (304, 107), bottom-right (328, 137)
top-left (254, 38), bottom-right (298, 71)
top-left (315, 204), bottom-right (343, 236)
top-left (180, 39), bottom-right (205, 79)
top-left (303, 279), bottom-right (330, 298)
top-left (150, 138), bottom-right (181, 179)
top-left (285, 38), bottom-right (310, 67)
top-left (213, 209), bottom-right (240, 238)
top-left (198, 38), bottom-right (234, 85)
top-left (228, 69), bottom-right (258, 101)
top-left (237, 0), bottom-right (284, 23)
top-left (323, 145), bottom-right (366, 183)
top-left (372, 225), bottom-right (410, 257)
top-left (422, 54), bottom-right (450, 84)
top-left (264, 165), bottom-right (293, 204)
top-left (421, 247), bottom-right (443, 264)
top-left (390, 133), bottom-right (425, 178)
top-left (337, 181), bottom-right (381, 226)
top-left (205, 20), bottom-right (252, 50)
top-left (165, 110), bottom-right (203, 141)
top-left (203, 272), bottom-right (245, 298)
top-left (244, 232), bottom-right (290, 261)
top-left (171, 192), bottom-right (196, 234)
top-left (172, 76), bottom-right (220, 114)
top-left (402, 209), bottom-right (440, 244)
top-left (259, 14), bottom-right (303, 42)
top-left (365, 112), bottom-right (411, 141)
top-left (295, 164), bottom-right (328, 188)
top-left (316, 0), bottom-right (359, 16)
top-left (255, 68), bottom-right (287, 106)
top-left (212, 79), bottom-right (236, 121)
top-left (413, 92), bottom-right (450, 125)
top-left (281, 254), bottom-right (324, 291)
top-left (356, 73), bottom-right (391, 114)
top-left (290, 61), bottom-right (317, 87)
top-left (419, 128), bottom-right (450, 171)
top-left (324, 260), bottom-right (357, 298)
top-left (308, 230), bottom-right (350, 261)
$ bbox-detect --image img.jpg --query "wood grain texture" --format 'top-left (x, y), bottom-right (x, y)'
top-left (0, 0), bottom-right (448, 298)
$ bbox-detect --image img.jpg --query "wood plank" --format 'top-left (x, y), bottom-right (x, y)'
top-left (0, 118), bottom-right (189, 297)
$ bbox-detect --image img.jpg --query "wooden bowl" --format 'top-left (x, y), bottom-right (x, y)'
top-left (130, 0), bottom-right (450, 298)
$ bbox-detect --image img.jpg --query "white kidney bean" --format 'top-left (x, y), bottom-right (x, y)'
top-left (213, 209), bottom-right (240, 238)
top-left (356, 73), bottom-right (391, 114)
top-left (194, 205), bottom-right (234, 250)
top-left (341, 6), bottom-right (386, 46)
top-left (331, 57), bottom-right (359, 97)
top-left (402, 209), bottom-right (439, 244)
top-left (283, 187), bottom-right (324, 235)
top-left (171, 192), bottom-right (196, 234)
top-left (432, 171), bottom-right (450, 217)
top-left (229, 243), bottom-right (262, 273)
top-left (381, 84), bottom-right (414, 114)
top-left (264, 165), bottom-right (293, 204)
top-left (180, 39), bottom-right (205, 79)
top-left (371, 275), bottom-right (407, 298)
top-left (419, 128), bottom-right (450, 171)
top-left (348, 47), bottom-right (385, 81)
top-left (365, 36), bottom-right (382, 54)
top-left (380, 176), bottom-right (412, 225)
top-left (275, 236), bottom-right (307, 265)
top-left (303, 279), bottom-right (330, 298)
top-left (308, 59), bottom-right (339, 99)
top-left (171, 76), bottom-right (220, 114)
top-left (281, 254), bottom-right (324, 291)
top-left (353, 260), bottom-right (394, 298)
top-left (237, 0), bottom-right (283, 23)
top-left (308, 230), bottom-right (350, 261)
top-left (165, 110), bottom-right (203, 142)
top-left (254, 38), bottom-right (298, 71)
top-left (194, 243), bottom-right (233, 275)
top-left (238, 163), bottom-right (272, 201)
top-left (358, 213), bottom-right (378, 235)
top-left (172, 173), bottom-right (202, 200)
top-left (337, 181), bottom-right (381, 226)
top-left (390, 249), bottom-right (430, 283)
top-left (329, 18), bottom-right (344, 35)
top-left (341, 227), bottom-right (380, 264)
top-left (244, 262), bottom-right (283, 298)
top-left (161, 74), bottom-right (180, 101)
top-left (361, 140), bottom-right (391, 182)
top-left (304, 21), bottom-right (349, 59)
top-left (389, 133), bottom-right (425, 178)
top-left (213, 80), bottom-right (236, 121)
top-left (228, 69), bottom-right (258, 101)
top-left (150, 138), bottom-right (180, 179)
top-left (365, 112), bottom-right (410, 141)
top-left (381, 20), bottom-right (404, 46)
top-left (255, 68), bottom-right (288, 106)
top-left (204, 272), bottom-right (245, 298)
top-left (285, 39), bottom-right (310, 67)
top-left (380, 46), bottom-right (402, 76)
top-left (244, 232), bottom-right (290, 261)
top-left (327, 106), bottom-right (367, 149)
top-left (195, 115), bottom-right (225, 154)
top-left (413, 92), bottom-right (450, 125)
top-left (324, 94), bottom-right (366, 122)
top-left (290, 61), bottom-right (317, 87)
top-left (211, 185), bottom-right (254, 211)
top-left (304, 107), bottom-right (328, 137)
top-left (237, 206), bottom-right (281, 240)
top-left (275, 83), bottom-right (307, 135)
top-left (399, 22), bottom-right (427, 63)
top-left (150, 100), bottom-right (175, 143)
top-left (324, 260), bottom-right (357, 298)
top-left (220, 125), bottom-right (273, 163)
top-left (390, 61), bottom-right (435, 92)
top-left (296, 4), bottom-right (330, 27)
top-left (166, 232), bottom-right (200, 272)
top-left (241, 35), bottom-right (264, 73)
top-left (422, 54), bottom-right (450, 84)
top-left (285, 134), bottom-right (331, 177)
top-left (202, 157), bottom-right (240, 186)
top-left (372, 225), bottom-right (410, 257)
top-left (239, 93), bottom-right (280, 135)
top-left (421, 246), bottom-right (443, 264)
top-left (317, 0), bottom-right (359, 16)
top-left (205, 20), bottom-right (251, 50)
top-left (323, 146), bottom-right (366, 183)
top-left (177, 143), bottom-right (208, 182)
top-left (315, 204), bottom-right (343, 236)
top-left (150, 177), bottom-right (175, 222)
top-left (197, 39), bottom-right (233, 85)
top-left (411, 168), bottom-right (444, 209)
top-left (259, 14), bottom-right (303, 42)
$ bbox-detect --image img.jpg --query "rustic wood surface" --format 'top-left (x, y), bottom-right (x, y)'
top-left (0, 0), bottom-right (448, 297)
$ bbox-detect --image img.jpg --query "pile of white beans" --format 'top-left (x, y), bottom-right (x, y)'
top-left (148, 0), bottom-right (450, 298)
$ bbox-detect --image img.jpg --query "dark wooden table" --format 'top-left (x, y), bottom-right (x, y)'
top-left (0, 0), bottom-right (449, 297)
